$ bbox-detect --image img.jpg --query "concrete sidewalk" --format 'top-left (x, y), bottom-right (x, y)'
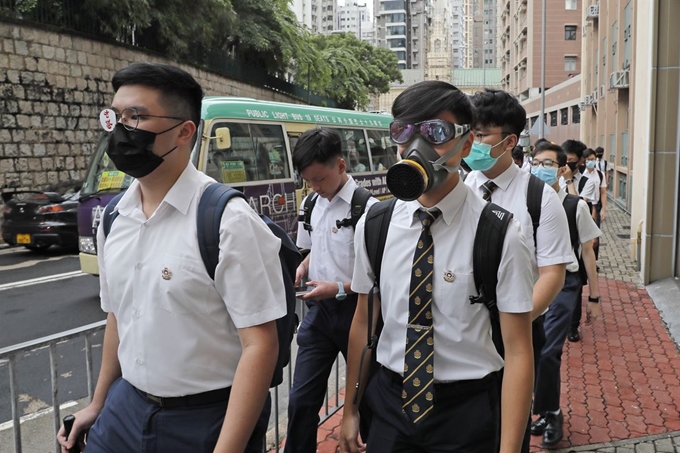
top-left (305, 203), bottom-right (680, 453)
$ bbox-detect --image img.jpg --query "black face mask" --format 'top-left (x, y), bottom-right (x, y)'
top-left (106, 123), bottom-right (181, 178)
top-left (567, 162), bottom-right (578, 173)
top-left (386, 134), bottom-right (469, 201)
top-left (596, 153), bottom-right (603, 160)
top-left (578, 164), bottom-right (586, 174)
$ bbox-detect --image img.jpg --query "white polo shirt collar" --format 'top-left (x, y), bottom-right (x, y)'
top-left (405, 178), bottom-right (467, 227)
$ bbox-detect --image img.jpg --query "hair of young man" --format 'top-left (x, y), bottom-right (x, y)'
top-left (594, 146), bottom-right (604, 155)
top-left (583, 148), bottom-right (597, 159)
top-left (292, 128), bottom-right (343, 173)
top-left (112, 62), bottom-right (204, 129)
top-left (534, 137), bottom-right (550, 148)
top-left (534, 143), bottom-right (567, 167)
top-left (471, 89), bottom-right (526, 137)
top-left (512, 145), bottom-right (524, 161)
top-left (561, 139), bottom-right (587, 160)
top-left (391, 80), bottom-right (474, 125)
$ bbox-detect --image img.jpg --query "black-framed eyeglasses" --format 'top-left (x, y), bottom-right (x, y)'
top-left (389, 119), bottom-right (470, 145)
top-left (104, 107), bottom-right (187, 132)
top-left (531, 158), bottom-right (560, 168)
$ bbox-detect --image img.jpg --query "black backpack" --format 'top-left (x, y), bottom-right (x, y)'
top-left (361, 198), bottom-right (514, 363)
top-left (299, 187), bottom-right (372, 233)
top-left (102, 183), bottom-right (302, 387)
top-left (562, 193), bottom-right (588, 285)
top-left (526, 173), bottom-right (544, 247)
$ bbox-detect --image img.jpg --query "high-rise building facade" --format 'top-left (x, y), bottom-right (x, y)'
top-left (337, 2), bottom-right (374, 43)
top-left (499, 0), bottom-right (582, 98)
top-left (428, 0), bottom-right (454, 80)
top-left (451, 0), bottom-right (468, 68)
top-left (291, 0), bottom-right (337, 34)
top-left (375, 0), bottom-right (432, 71)
top-left (472, 0), bottom-right (498, 69)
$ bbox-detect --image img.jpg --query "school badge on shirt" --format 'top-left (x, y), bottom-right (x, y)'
top-left (161, 268), bottom-right (172, 280)
top-left (443, 270), bottom-right (455, 283)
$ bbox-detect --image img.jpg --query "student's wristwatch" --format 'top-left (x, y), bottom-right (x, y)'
top-left (565, 179), bottom-right (573, 185)
top-left (335, 282), bottom-right (347, 301)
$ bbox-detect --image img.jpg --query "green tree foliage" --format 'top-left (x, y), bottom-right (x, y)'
top-left (298, 33), bottom-right (403, 110)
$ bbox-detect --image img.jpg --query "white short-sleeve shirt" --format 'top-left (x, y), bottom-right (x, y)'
top-left (465, 163), bottom-right (573, 281)
top-left (352, 181), bottom-right (534, 381)
top-left (583, 168), bottom-right (607, 204)
top-left (560, 173), bottom-right (599, 204)
top-left (297, 176), bottom-right (377, 283)
top-left (98, 163), bottom-right (286, 396)
top-left (557, 189), bottom-right (601, 272)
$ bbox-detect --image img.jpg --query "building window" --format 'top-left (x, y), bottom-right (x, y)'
top-left (571, 105), bottom-right (580, 124)
top-left (560, 108), bottom-right (568, 125)
top-left (565, 0), bottom-right (577, 9)
top-left (550, 111), bottom-right (557, 127)
top-left (565, 25), bottom-right (577, 40)
top-left (564, 56), bottom-right (577, 71)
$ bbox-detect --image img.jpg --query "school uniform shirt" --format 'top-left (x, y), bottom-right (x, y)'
top-left (297, 176), bottom-right (377, 283)
top-left (97, 163), bottom-right (286, 397)
top-left (466, 163), bottom-right (573, 283)
top-left (583, 168), bottom-right (607, 205)
top-left (521, 159), bottom-right (532, 172)
top-left (596, 158), bottom-right (611, 174)
top-left (557, 188), bottom-right (601, 273)
top-left (352, 181), bottom-right (534, 381)
top-left (559, 173), bottom-right (599, 205)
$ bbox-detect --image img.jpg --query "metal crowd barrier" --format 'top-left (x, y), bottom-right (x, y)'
top-left (0, 300), bottom-right (346, 453)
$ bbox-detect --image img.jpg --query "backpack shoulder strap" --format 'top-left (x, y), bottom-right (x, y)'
top-left (597, 170), bottom-right (604, 185)
top-left (298, 192), bottom-right (318, 234)
top-left (102, 192), bottom-right (126, 238)
top-left (562, 193), bottom-right (580, 252)
top-left (471, 202), bottom-right (513, 358)
top-left (578, 175), bottom-right (588, 194)
top-left (364, 197), bottom-right (397, 289)
top-left (197, 183), bottom-right (246, 280)
top-left (526, 173), bottom-right (544, 247)
top-left (336, 187), bottom-right (372, 230)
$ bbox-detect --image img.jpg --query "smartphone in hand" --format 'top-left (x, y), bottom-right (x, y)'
top-left (63, 415), bottom-right (82, 453)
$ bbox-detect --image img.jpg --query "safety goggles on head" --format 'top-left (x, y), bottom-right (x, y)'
top-left (389, 119), bottom-right (470, 145)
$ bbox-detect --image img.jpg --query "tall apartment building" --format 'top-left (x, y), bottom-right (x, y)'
top-left (337, 2), bottom-right (374, 43)
top-left (291, 0), bottom-right (337, 33)
top-left (471, 0), bottom-right (498, 69)
top-left (451, 0), bottom-right (468, 68)
top-left (374, 0), bottom-right (432, 71)
top-left (499, 0), bottom-right (582, 98)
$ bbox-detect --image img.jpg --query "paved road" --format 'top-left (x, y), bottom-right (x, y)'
top-left (0, 245), bottom-right (104, 425)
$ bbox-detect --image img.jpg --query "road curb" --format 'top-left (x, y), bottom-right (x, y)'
top-left (543, 430), bottom-right (680, 452)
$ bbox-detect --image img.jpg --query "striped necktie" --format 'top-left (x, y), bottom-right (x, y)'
top-left (402, 208), bottom-right (441, 423)
top-left (481, 180), bottom-right (498, 202)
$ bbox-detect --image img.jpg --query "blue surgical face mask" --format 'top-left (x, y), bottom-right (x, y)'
top-left (464, 136), bottom-right (510, 171)
top-left (585, 160), bottom-right (596, 169)
top-left (531, 166), bottom-right (559, 186)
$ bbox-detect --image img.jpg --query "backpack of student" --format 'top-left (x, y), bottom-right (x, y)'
top-left (299, 186), bottom-right (372, 233)
top-left (562, 193), bottom-right (588, 285)
top-left (102, 183), bottom-right (302, 388)
top-left (362, 197), bottom-right (514, 362)
top-left (526, 173), bottom-right (544, 246)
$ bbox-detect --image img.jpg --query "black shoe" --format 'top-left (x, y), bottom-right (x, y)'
top-left (530, 416), bottom-right (548, 435)
top-left (567, 328), bottom-right (580, 342)
top-left (542, 411), bottom-right (564, 447)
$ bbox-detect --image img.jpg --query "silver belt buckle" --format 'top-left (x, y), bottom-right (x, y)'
top-left (146, 393), bottom-right (164, 407)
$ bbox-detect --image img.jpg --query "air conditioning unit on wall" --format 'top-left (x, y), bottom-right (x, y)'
top-left (587, 4), bottom-right (599, 20)
top-left (579, 101), bottom-right (586, 111)
top-left (610, 70), bottom-right (630, 89)
top-left (584, 95), bottom-right (592, 105)
top-left (591, 90), bottom-right (599, 104)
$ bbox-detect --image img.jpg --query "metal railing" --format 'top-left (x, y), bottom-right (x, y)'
top-left (0, 304), bottom-right (346, 453)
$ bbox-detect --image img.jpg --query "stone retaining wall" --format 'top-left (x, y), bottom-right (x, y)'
top-left (0, 21), bottom-right (303, 192)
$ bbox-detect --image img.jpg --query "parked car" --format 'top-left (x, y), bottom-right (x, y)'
top-left (1, 182), bottom-right (81, 251)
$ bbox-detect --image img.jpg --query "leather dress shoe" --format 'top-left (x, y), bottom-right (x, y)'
top-left (542, 411), bottom-right (564, 447)
top-left (530, 416), bottom-right (547, 435)
top-left (567, 328), bottom-right (580, 342)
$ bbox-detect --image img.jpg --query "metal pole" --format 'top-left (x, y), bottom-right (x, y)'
top-left (9, 355), bottom-right (22, 453)
top-left (49, 343), bottom-right (61, 453)
top-left (307, 63), bottom-right (311, 105)
top-left (539, 0), bottom-right (547, 139)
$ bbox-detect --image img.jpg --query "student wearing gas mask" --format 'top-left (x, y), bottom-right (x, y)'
top-left (340, 81), bottom-right (535, 453)
top-left (463, 89), bottom-right (572, 453)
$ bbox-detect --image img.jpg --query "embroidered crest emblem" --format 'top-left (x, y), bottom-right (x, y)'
top-left (426, 392), bottom-right (433, 401)
top-left (415, 268), bottom-right (422, 278)
top-left (413, 377), bottom-right (421, 387)
top-left (444, 270), bottom-right (455, 283)
top-left (426, 364), bottom-right (434, 374)
top-left (414, 350), bottom-right (422, 360)
top-left (161, 268), bottom-right (172, 280)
